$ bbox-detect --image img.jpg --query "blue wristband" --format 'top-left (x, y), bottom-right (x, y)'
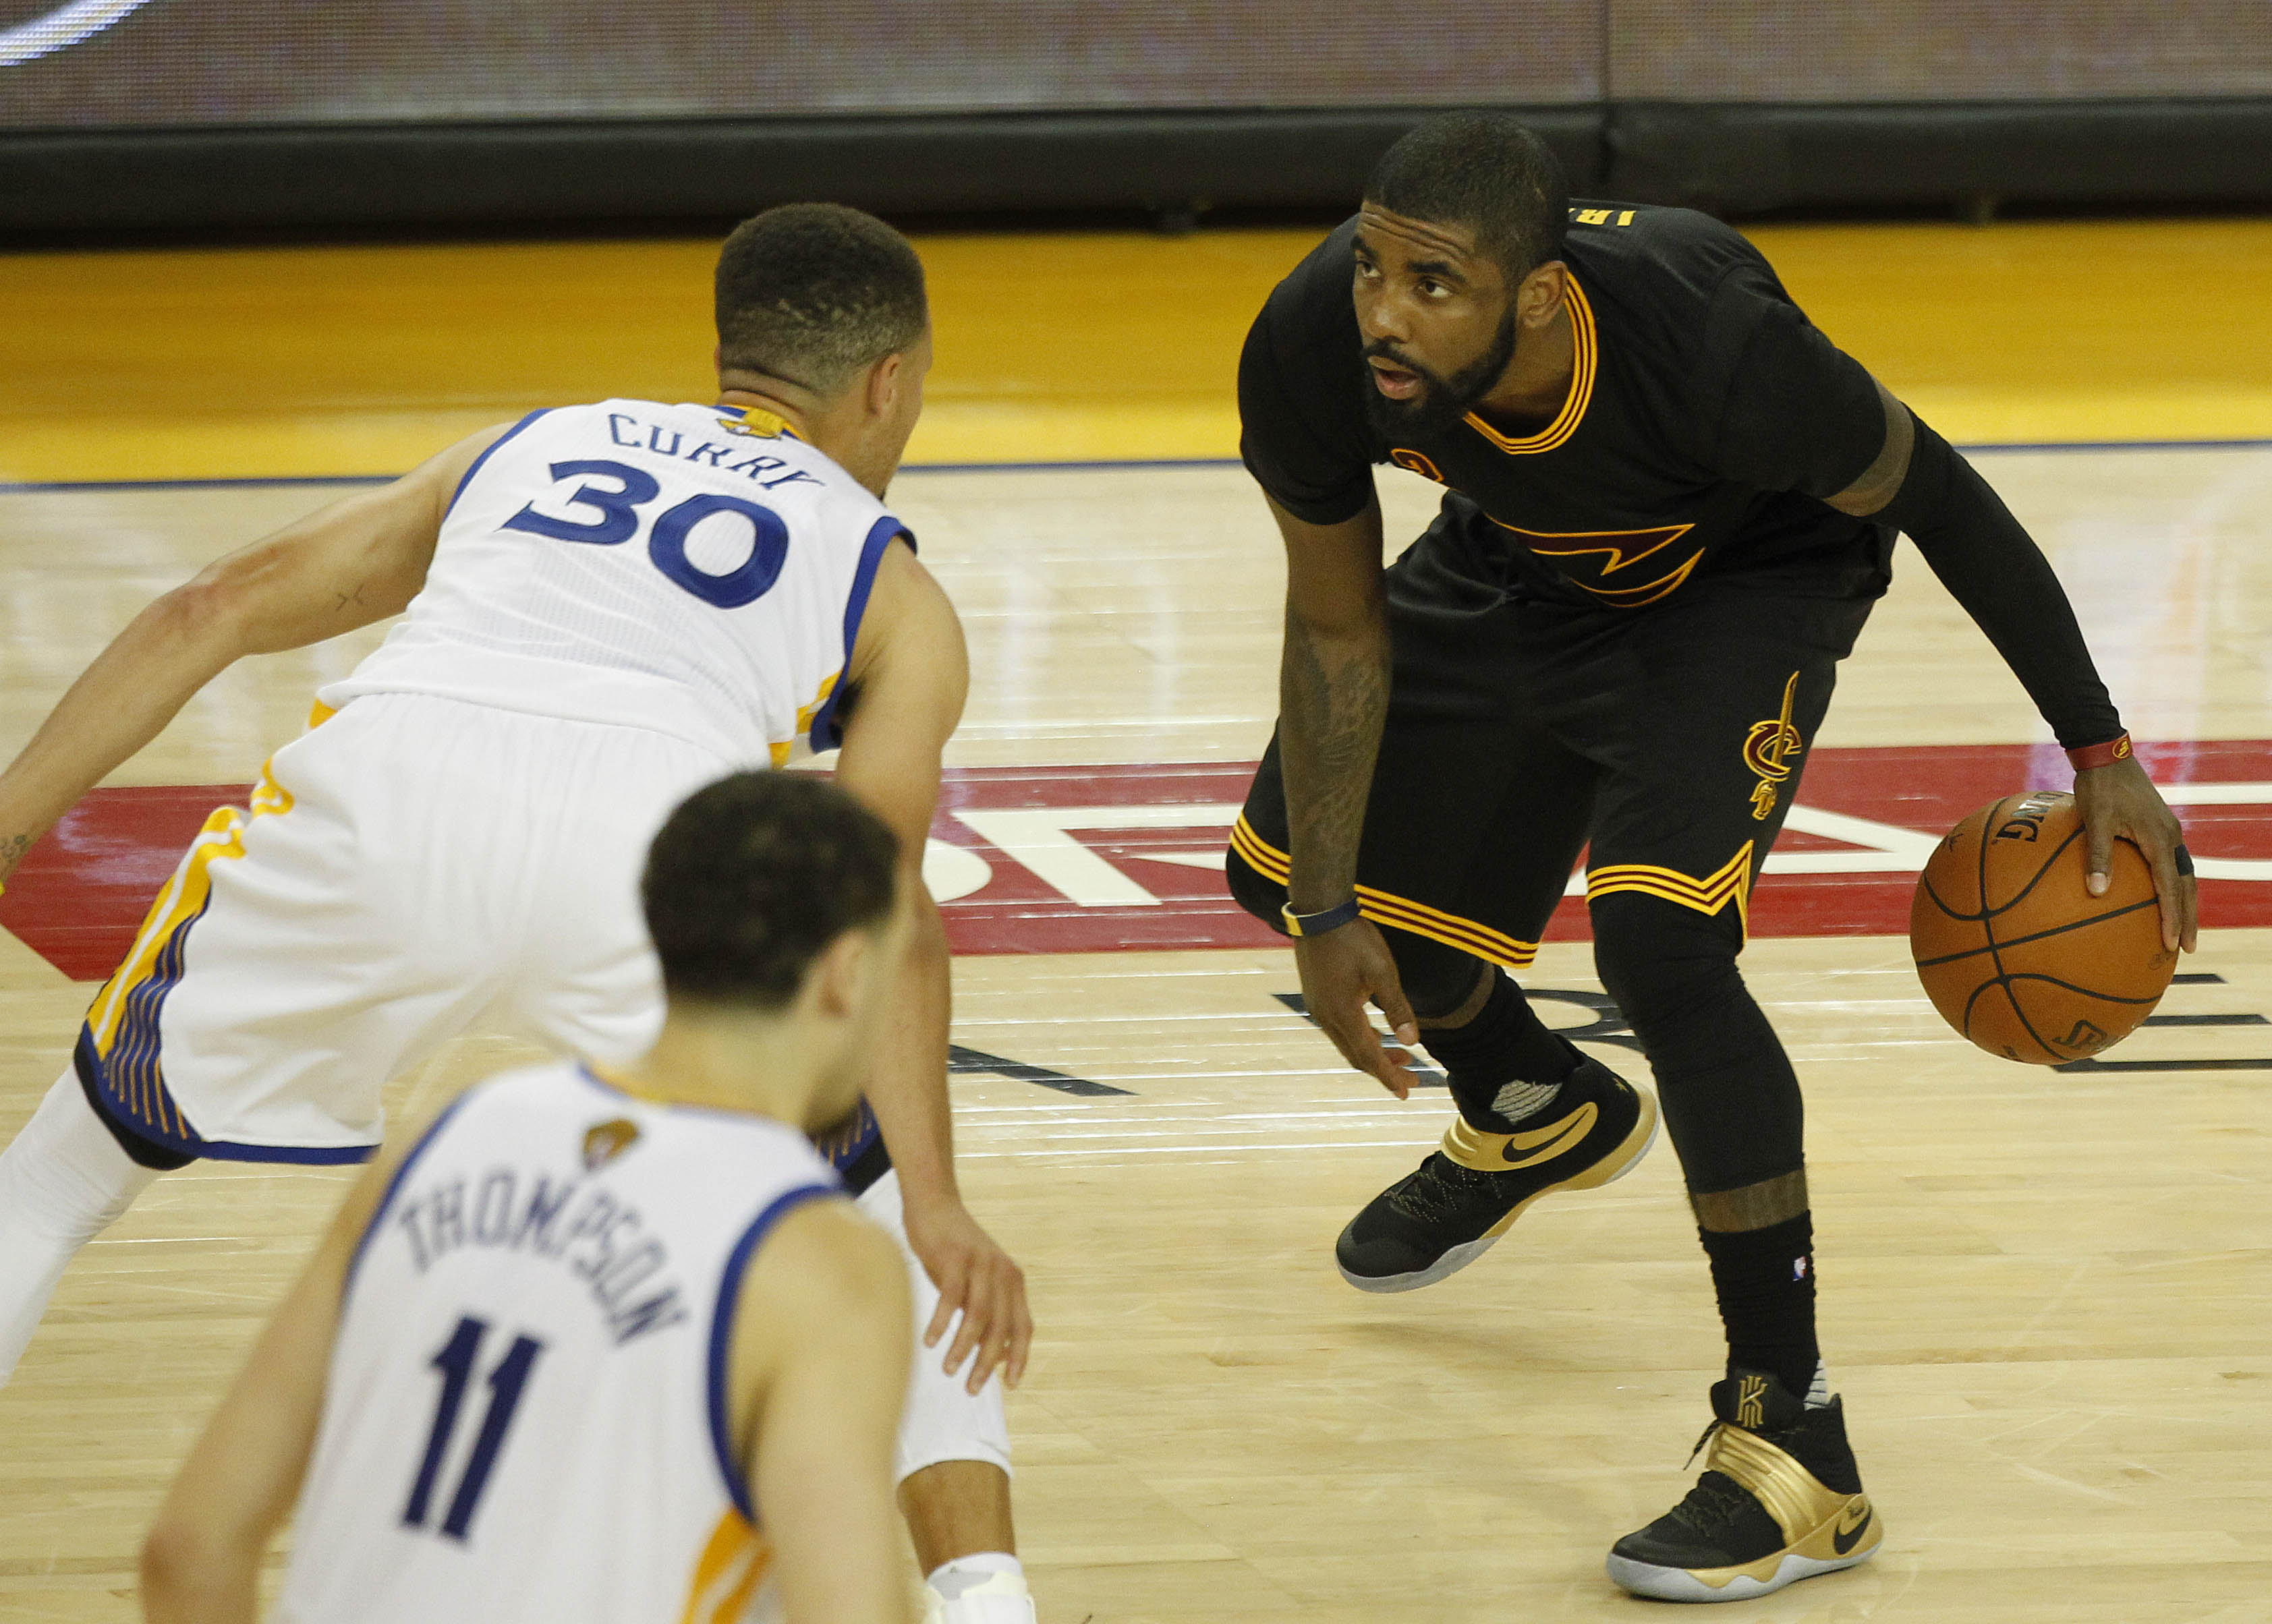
top-left (1282, 898), bottom-right (1363, 938)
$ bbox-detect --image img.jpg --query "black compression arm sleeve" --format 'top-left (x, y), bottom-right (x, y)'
top-left (1875, 416), bottom-right (2123, 749)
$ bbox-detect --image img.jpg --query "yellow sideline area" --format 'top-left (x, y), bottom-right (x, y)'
top-left (4, 216), bottom-right (2270, 483)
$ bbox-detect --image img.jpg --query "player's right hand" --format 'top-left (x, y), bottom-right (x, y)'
top-left (1294, 917), bottom-right (1425, 1098)
top-left (2074, 754), bottom-right (2198, 954)
top-left (903, 1194), bottom-right (1032, 1393)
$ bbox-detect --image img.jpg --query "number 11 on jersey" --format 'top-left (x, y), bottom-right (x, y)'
top-left (403, 1314), bottom-right (546, 1542)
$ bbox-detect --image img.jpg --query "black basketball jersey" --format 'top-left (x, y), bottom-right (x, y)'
top-left (1239, 205), bottom-right (1894, 609)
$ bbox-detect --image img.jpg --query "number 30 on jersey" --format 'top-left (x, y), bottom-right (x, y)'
top-left (503, 459), bottom-right (789, 609)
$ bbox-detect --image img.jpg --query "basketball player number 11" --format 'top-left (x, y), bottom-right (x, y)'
top-left (402, 1314), bottom-right (547, 1541)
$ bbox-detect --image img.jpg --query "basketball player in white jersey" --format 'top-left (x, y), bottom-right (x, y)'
top-left (0, 205), bottom-right (1036, 1622)
top-left (143, 770), bottom-right (918, 1623)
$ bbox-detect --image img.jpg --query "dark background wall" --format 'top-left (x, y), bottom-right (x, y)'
top-left (3, 0), bottom-right (2268, 233)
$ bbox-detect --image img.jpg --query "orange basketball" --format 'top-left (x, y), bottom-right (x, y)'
top-left (1910, 789), bottom-right (2176, 1064)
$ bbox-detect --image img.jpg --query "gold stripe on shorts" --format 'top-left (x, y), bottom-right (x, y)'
top-left (1230, 816), bottom-right (1541, 970)
top-left (1586, 842), bottom-right (1756, 935)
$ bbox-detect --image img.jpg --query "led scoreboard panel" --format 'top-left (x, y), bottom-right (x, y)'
top-left (5, 1), bottom-right (2265, 132)
top-left (0, 0), bottom-right (1601, 127)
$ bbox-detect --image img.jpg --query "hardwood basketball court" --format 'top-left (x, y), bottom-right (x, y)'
top-left (1, 220), bottom-right (2267, 1621)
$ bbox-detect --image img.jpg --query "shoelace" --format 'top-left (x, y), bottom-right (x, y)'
top-left (1386, 1156), bottom-right (1499, 1223)
top-left (1666, 1468), bottom-right (1759, 1537)
top-left (1670, 1413), bottom-right (1827, 1538)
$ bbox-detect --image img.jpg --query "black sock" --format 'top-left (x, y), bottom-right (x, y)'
top-left (1699, 1211), bottom-right (1819, 1403)
top-left (1420, 973), bottom-right (1581, 1132)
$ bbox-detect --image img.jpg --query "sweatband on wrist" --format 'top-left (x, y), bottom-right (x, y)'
top-left (2064, 733), bottom-right (2132, 772)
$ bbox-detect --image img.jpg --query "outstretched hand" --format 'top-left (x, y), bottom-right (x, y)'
top-left (2074, 755), bottom-right (2197, 954)
top-left (900, 1193), bottom-right (1032, 1395)
top-left (1294, 917), bottom-right (1425, 1097)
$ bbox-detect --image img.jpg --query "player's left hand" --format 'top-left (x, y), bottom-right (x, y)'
top-left (901, 1194), bottom-right (1033, 1394)
top-left (2074, 754), bottom-right (2198, 954)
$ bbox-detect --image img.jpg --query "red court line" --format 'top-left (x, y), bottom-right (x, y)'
top-left (5, 742), bottom-right (2269, 981)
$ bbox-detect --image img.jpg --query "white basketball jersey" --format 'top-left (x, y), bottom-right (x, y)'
top-left (322, 399), bottom-right (909, 765)
top-left (276, 1063), bottom-right (843, 1624)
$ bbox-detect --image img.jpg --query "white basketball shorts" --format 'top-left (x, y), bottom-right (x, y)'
top-left (75, 693), bottom-right (730, 1161)
top-left (75, 693), bottom-right (1013, 1479)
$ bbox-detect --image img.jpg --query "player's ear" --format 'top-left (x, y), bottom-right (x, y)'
top-left (807, 927), bottom-right (870, 1021)
top-left (863, 350), bottom-right (905, 422)
top-left (1515, 260), bottom-right (1568, 330)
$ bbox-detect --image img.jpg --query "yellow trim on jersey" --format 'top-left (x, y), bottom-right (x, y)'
top-left (1462, 274), bottom-right (1597, 456)
top-left (1229, 816), bottom-right (1541, 970)
top-left (771, 670), bottom-right (844, 767)
top-left (680, 1507), bottom-right (774, 1624)
top-left (1587, 842), bottom-right (1755, 935)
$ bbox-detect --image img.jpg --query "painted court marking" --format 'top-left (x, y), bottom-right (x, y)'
top-left (5, 743), bottom-right (2270, 981)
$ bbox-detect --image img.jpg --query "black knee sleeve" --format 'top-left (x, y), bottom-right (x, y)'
top-left (1383, 931), bottom-right (1493, 1020)
top-left (1590, 893), bottom-right (1802, 1192)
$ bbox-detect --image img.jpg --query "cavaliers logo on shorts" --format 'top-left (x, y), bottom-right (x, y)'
top-left (1742, 672), bottom-right (1805, 821)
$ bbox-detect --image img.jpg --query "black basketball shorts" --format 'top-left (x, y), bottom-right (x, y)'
top-left (1229, 525), bottom-right (1881, 973)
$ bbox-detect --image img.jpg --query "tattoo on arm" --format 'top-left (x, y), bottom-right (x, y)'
top-left (1278, 607), bottom-right (1390, 910)
top-left (0, 833), bottom-right (30, 875)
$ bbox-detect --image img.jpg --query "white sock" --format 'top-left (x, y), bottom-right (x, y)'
top-left (1804, 1359), bottom-right (1832, 1409)
top-left (924, 1553), bottom-right (1035, 1624)
top-left (0, 1071), bottom-right (163, 1383)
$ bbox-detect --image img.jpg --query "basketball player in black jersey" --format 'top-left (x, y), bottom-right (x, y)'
top-left (1226, 113), bottom-right (2198, 1601)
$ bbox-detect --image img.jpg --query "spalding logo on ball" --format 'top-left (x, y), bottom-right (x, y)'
top-left (1910, 790), bottom-right (2176, 1064)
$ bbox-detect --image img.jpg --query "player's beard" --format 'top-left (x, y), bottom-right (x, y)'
top-left (1361, 308), bottom-right (1521, 442)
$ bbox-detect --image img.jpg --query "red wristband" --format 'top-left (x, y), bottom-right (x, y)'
top-left (2065, 732), bottom-right (2133, 772)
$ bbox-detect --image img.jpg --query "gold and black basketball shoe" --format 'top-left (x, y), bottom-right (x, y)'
top-left (1333, 1057), bottom-right (1657, 1292)
top-left (1608, 1369), bottom-right (1881, 1603)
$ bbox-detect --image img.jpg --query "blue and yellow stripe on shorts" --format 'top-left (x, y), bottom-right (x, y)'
top-left (76, 704), bottom-right (330, 1157)
top-left (1228, 815), bottom-right (1541, 970)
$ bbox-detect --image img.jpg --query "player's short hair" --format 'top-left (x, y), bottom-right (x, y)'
top-left (643, 771), bottom-right (900, 1012)
top-left (714, 202), bottom-right (929, 398)
top-left (1363, 113), bottom-right (1570, 284)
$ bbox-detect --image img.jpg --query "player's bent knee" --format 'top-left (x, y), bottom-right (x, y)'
top-left (1589, 893), bottom-right (1745, 1031)
top-left (893, 1310), bottom-right (1014, 1483)
top-left (1385, 935), bottom-right (1493, 1022)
